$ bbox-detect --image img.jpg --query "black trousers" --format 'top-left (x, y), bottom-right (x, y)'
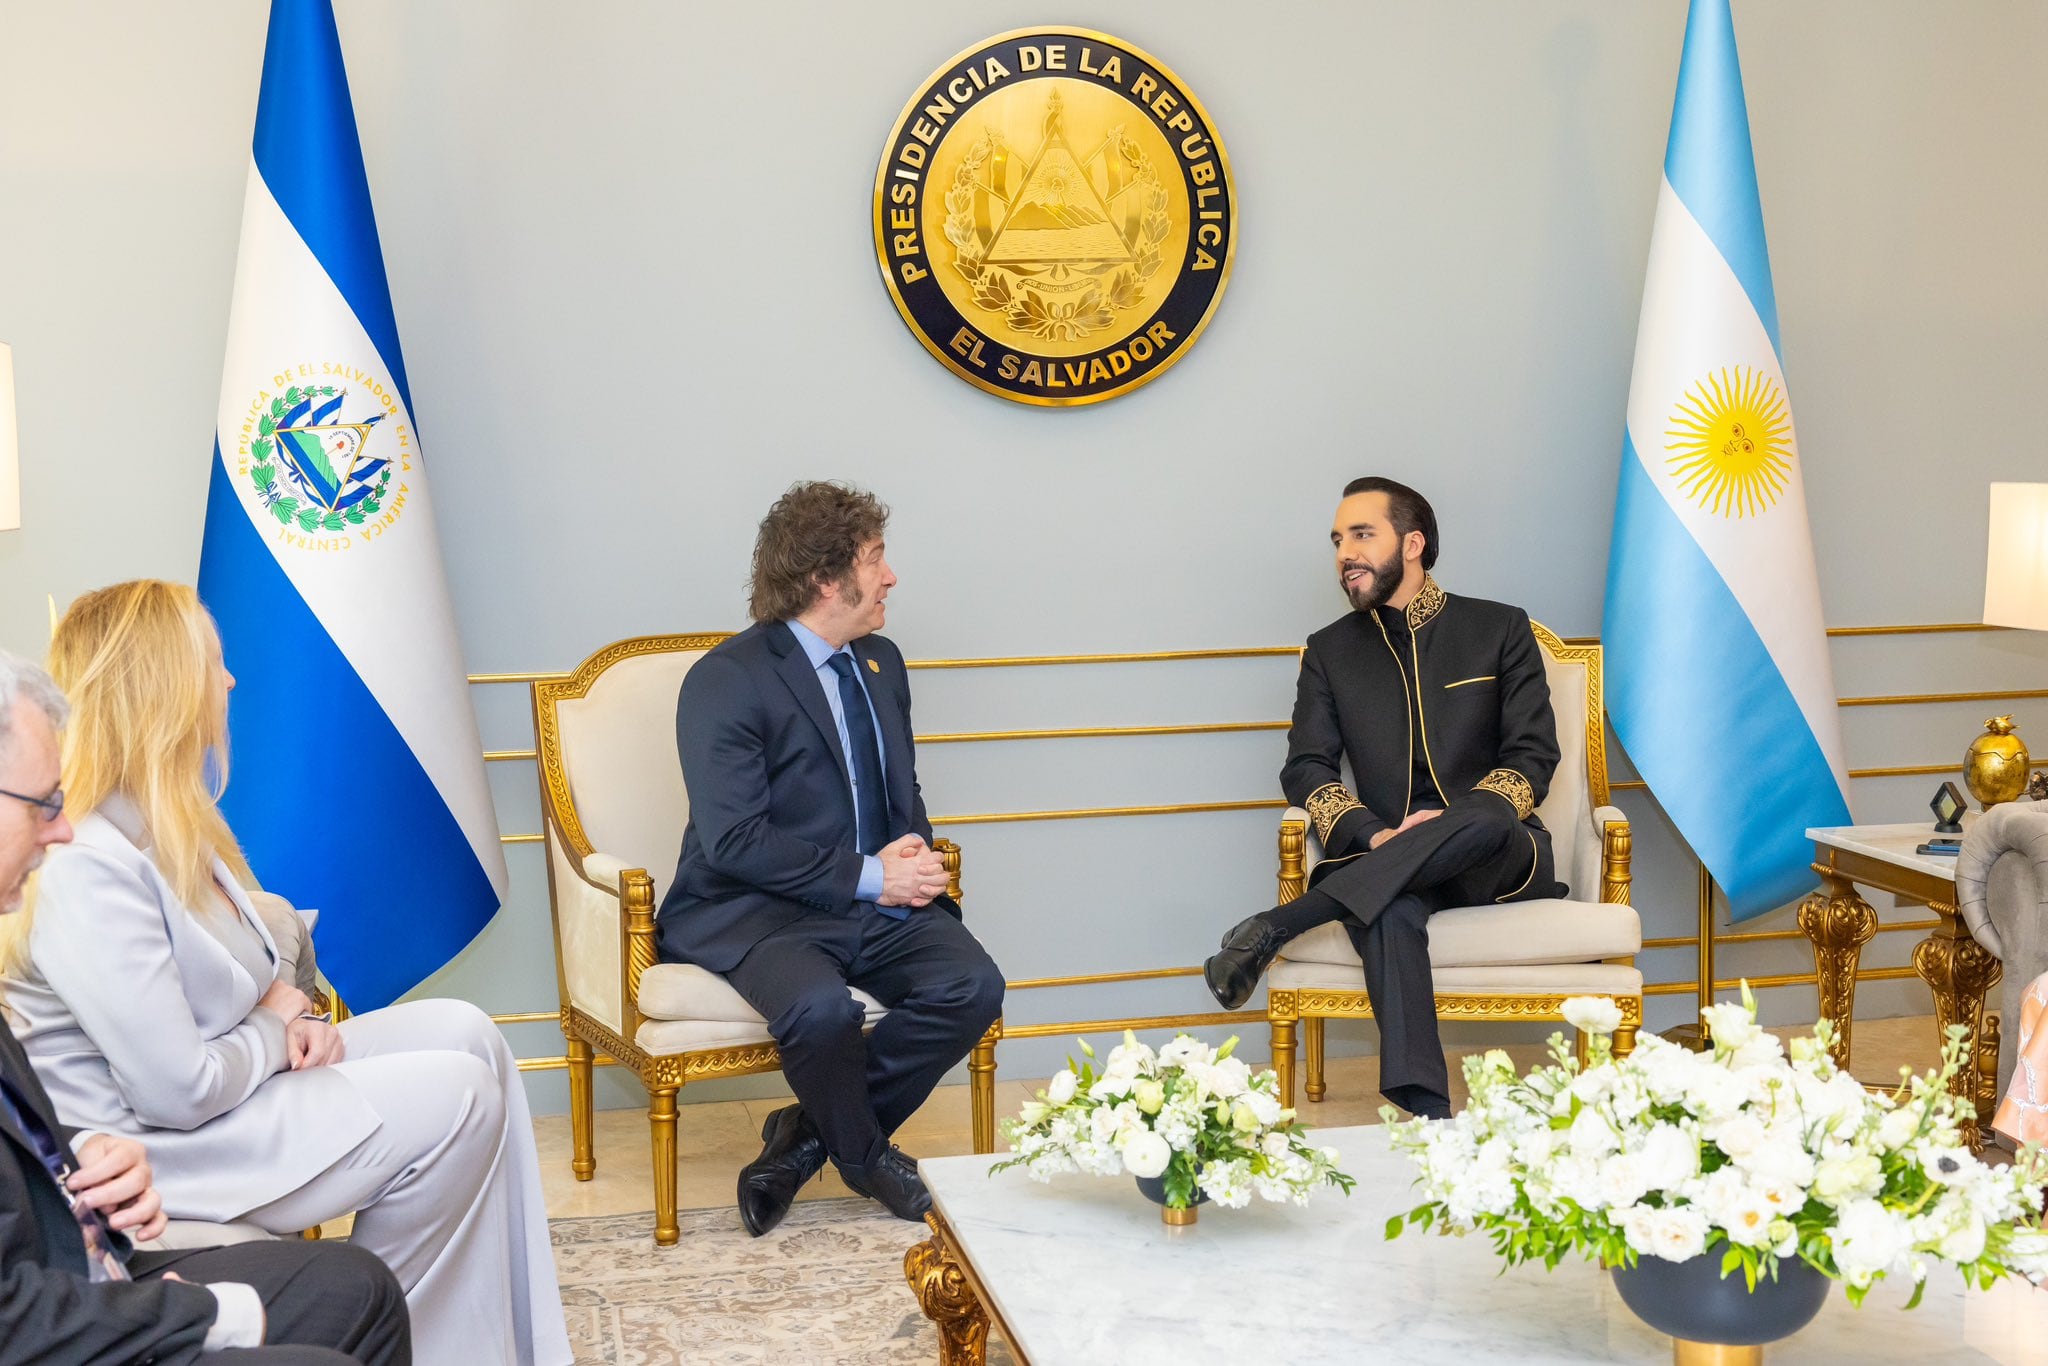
top-left (133, 1239), bottom-right (410, 1365)
top-left (722, 906), bottom-right (1005, 1166)
top-left (1305, 802), bottom-right (1558, 1113)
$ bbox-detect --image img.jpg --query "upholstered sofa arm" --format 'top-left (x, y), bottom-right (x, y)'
top-left (1957, 799), bottom-right (2048, 961)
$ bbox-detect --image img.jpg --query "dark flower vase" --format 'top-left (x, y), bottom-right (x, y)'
top-left (1611, 1254), bottom-right (1830, 1357)
top-left (1133, 1173), bottom-right (1208, 1226)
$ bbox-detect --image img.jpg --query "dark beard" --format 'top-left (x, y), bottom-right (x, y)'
top-left (1341, 547), bottom-right (1405, 612)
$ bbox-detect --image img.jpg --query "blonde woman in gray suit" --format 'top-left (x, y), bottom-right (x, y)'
top-left (0, 581), bottom-right (570, 1366)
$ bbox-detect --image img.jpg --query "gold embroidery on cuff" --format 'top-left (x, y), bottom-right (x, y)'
top-left (1474, 768), bottom-right (1535, 820)
top-left (1304, 782), bottom-right (1365, 846)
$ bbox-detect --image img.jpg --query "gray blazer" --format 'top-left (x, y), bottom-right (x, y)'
top-left (1, 797), bottom-right (378, 1221)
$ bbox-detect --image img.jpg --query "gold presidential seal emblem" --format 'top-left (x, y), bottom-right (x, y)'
top-left (874, 28), bottom-right (1236, 406)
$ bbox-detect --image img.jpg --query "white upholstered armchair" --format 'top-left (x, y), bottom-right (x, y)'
top-left (1957, 797), bottom-right (2048, 1102)
top-left (533, 633), bottom-right (997, 1244)
top-left (1265, 622), bottom-right (1644, 1108)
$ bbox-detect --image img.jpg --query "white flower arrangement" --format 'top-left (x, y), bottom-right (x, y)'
top-left (1385, 988), bottom-right (2048, 1306)
top-left (992, 1032), bottom-right (1356, 1210)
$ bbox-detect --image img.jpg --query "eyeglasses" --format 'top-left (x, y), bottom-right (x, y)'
top-left (0, 786), bottom-right (64, 823)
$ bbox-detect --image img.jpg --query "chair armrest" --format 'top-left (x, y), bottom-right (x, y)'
top-left (1957, 799), bottom-right (2048, 959)
top-left (1595, 806), bottom-right (1632, 906)
top-left (1278, 808), bottom-right (1312, 901)
top-left (582, 852), bottom-right (657, 1043)
top-left (934, 836), bottom-right (965, 905)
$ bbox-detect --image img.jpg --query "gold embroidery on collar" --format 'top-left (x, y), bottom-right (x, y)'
top-left (1405, 575), bottom-right (1445, 630)
top-left (1474, 767), bottom-right (1535, 821)
top-left (1304, 782), bottom-right (1365, 846)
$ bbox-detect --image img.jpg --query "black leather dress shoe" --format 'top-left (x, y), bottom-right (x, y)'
top-left (836, 1145), bottom-right (932, 1222)
top-left (737, 1104), bottom-right (825, 1237)
top-left (1203, 912), bottom-right (1291, 1011)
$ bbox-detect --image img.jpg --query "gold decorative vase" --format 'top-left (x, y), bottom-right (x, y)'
top-left (1964, 715), bottom-right (2031, 808)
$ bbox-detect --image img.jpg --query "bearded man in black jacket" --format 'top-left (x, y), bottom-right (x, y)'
top-left (1205, 479), bottom-right (1566, 1120)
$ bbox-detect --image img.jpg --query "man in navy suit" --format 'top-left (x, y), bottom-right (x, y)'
top-left (655, 482), bottom-right (1005, 1235)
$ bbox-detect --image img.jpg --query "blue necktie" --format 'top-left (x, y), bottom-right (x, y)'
top-left (0, 1071), bottom-right (129, 1281)
top-left (826, 653), bottom-right (892, 861)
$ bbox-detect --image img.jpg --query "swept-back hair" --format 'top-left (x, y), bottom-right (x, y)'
top-left (1342, 476), bottom-right (1439, 571)
top-left (45, 580), bottom-right (251, 913)
top-left (747, 481), bottom-right (889, 623)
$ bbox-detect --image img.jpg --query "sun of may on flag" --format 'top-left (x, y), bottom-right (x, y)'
top-left (1602, 0), bottom-right (1852, 921)
top-left (197, 0), bottom-right (506, 1010)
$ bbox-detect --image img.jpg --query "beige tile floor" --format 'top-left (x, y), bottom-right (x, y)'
top-left (532, 1012), bottom-right (1963, 1221)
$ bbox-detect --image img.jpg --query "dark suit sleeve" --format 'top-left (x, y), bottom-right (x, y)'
top-left (0, 1257), bottom-right (218, 1366)
top-left (1461, 609), bottom-right (1560, 821)
top-left (1280, 639), bottom-right (1387, 857)
top-left (677, 652), bottom-right (865, 908)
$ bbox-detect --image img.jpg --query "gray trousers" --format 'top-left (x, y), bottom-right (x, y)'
top-left (241, 1000), bottom-right (570, 1366)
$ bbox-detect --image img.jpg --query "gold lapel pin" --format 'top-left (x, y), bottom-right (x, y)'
top-left (867, 659), bottom-right (880, 673)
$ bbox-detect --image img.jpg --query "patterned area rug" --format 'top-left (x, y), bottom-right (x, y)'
top-left (552, 1198), bottom-right (1016, 1365)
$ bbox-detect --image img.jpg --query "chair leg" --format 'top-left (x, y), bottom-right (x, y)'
top-left (1304, 1017), bottom-right (1327, 1103)
top-left (567, 1036), bottom-right (596, 1181)
top-left (1613, 1024), bottom-right (1638, 1059)
top-left (650, 1084), bottom-right (680, 1247)
top-left (969, 1021), bottom-right (1000, 1155)
top-left (1271, 1014), bottom-right (1298, 1110)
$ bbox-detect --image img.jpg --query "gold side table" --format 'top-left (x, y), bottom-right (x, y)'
top-left (1801, 823), bottom-right (2001, 1147)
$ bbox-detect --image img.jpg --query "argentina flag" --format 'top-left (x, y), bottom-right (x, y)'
top-left (198, 0), bottom-right (506, 1008)
top-left (1603, 0), bottom-right (1852, 920)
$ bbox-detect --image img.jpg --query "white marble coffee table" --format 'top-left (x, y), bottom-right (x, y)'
top-left (904, 1124), bottom-right (2046, 1365)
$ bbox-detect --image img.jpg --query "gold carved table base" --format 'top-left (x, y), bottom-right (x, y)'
top-left (906, 1209), bottom-right (1009, 1366)
top-left (1799, 851), bottom-right (2001, 1149)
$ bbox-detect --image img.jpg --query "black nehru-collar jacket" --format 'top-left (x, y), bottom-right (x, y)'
top-left (1281, 575), bottom-right (1562, 861)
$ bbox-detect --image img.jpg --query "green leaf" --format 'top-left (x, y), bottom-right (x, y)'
top-left (1385, 1214), bottom-right (1405, 1240)
top-left (252, 439), bottom-right (274, 460)
top-left (257, 415), bottom-right (275, 437)
top-left (344, 506), bottom-right (366, 525)
top-left (270, 500), bottom-right (293, 525)
top-left (297, 508), bottom-right (320, 532)
top-left (322, 512), bottom-right (344, 531)
top-left (1903, 1278), bottom-right (1925, 1311)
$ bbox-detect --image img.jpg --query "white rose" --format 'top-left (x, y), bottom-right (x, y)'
top-left (1644, 1205), bottom-right (1711, 1262)
top-left (1709, 1113), bottom-right (1766, 1160)
top-left (1700, 1000), bottom-right (1759, 1050)
top-left (1935, 1211), bottom-right (1988, 1265)
top-left (1595, 1153), bottom-right (1651, 1211)
top-left (1832, 1199), bottom-right (1911, 1286)
top-left (1569, 1106), bottom-right (1621, 1158)
top-left (1876, 1107), bottom-right (1922, 1153)
top-left (1046, 1069), bottom-right (1079, 1105)
top-left (1017, 1101), bottom-right (1049, 1125)
top-left (1736, 1134), bottom-right (1815, 1192)
top-left (1208, 1056), bottom-right (1253, 1100)
top-left (1121, 1129), bottom-right (1172, 1179)
top-left (1636, 1124), bottom-right (1700, 1192)
top-left (1563, 996), bottom-right (1624, 1035)
top-left (1812, 1152), bottom-right (1883, 1206)
top-left (1090, 1072), bottom-right (1135, 1100)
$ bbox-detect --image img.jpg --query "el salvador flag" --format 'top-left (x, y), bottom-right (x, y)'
top-left (1603, 0), bottom-right (1852, 921)
top-left (198, 0), bottom-right (506, 1009)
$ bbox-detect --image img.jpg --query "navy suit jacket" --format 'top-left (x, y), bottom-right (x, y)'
top-left (655, 621), bottom-right (959, 972)
top-left (0, 1014), bottom-right (222, 1364)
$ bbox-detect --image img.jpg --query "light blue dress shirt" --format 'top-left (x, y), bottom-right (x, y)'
top-left (786, 619), bottom-right (888, 901)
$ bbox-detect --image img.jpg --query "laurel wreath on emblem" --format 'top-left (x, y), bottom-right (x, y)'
top-left (944, 130), bottom-right (1171, 342)
top-left (247, 385), bottom-right (390, 534)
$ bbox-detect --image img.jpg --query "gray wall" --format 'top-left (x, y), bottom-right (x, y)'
top-left (3, 2), bottom-right (2044, 1114)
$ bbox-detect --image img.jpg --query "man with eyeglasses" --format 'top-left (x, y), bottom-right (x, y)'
top-left (0, 647), bottom-right (411, 1364)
